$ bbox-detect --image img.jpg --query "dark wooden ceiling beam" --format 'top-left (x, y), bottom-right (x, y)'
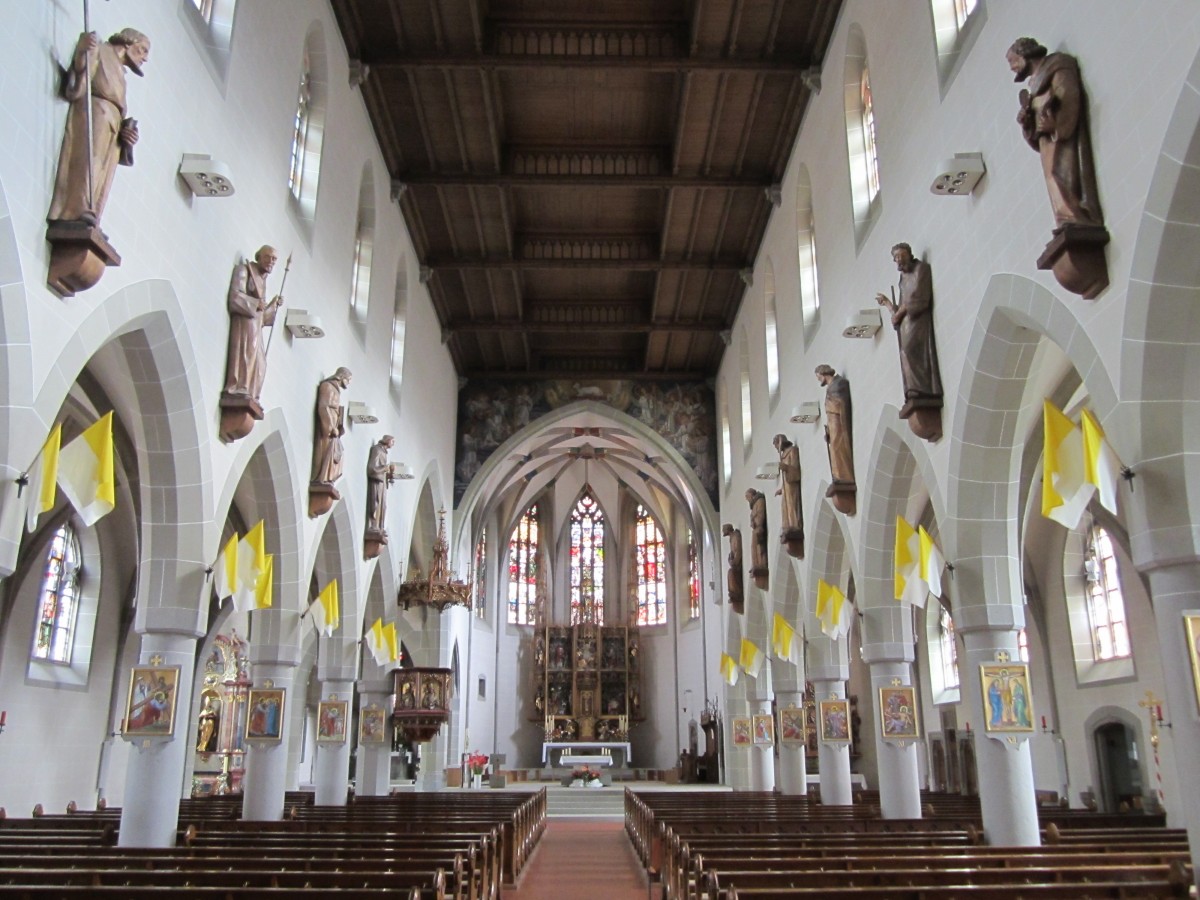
top-left (398, 172), bottom-right (771, 188)
top-left (426, 257), bottom-right (745, 272)
top-left (446, 319), bottom-right (726, 334)
top-left (366, 53), bottom-right (814, 74)
top-left (465, 368), bottom-right (703, 381)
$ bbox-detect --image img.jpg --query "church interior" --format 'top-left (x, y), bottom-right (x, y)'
top-left (2, 0), bottom-right (1200, 895)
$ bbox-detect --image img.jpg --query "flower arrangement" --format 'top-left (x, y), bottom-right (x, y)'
top-left (571, 766), bottom-right (601, 782)
top-left (467, 752), bottom-right (488, 776)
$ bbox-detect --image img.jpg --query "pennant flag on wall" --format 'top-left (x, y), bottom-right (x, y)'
top-left (816, 579), bottom-right (851, 639)
top-left (254, 554), bottom-right (274, 609)
top-left (740, 638), bottom-right (765, 678)
top-left (719, 652), bottom-right (739, 686)
top-left (213, 533), bottom-right (238, 602)
top-left (308, 579), bottom-right (340, 636)
top-left (1042, 400), bottom-right (1091, 529)
top-left (893, 516), bottom-right (924, 606)
top-left (25, 425), bottom-right (62, 532)
top-left (383, 622), bottom-right (399, 663)
top-left (233, 521), bottom-right (268, 613)
top-left (771, 613), bottom-right (799, 665)
top-left (919, 526), bottom-right (945, 603)
top-left (366, 618), bottom-right (388, 666)
top-left (1081, 409), bottom-right (1121, 516)
top-left (56, 412), bottom-right (115, 526)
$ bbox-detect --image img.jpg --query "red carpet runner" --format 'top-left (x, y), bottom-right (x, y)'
top-left (504, 820), bottom-right (656, 899)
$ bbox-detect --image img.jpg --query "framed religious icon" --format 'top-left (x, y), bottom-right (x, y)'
top-left (1183, 614), bottom-right (1200, 712)
top-left (123, 666), bottom-right (181, 738)
top-left (317, 700), bottom-right (349, 743)
top-left (245, 688), bottom-right (286, 742)
top-left (979, 664), bottom-right (1035, 733)
top-left (732, 716), bottom-right (752, 746)
top-left (818, 699), bottom-right (851, 743)
top-left (779, 706), bottom-right (806, 745)
top-left (878, 686), bottom-right (920, 740)
top-left (358, 704), bottom-right (387, 745)
top-left (752, 713), bottom-right (774, 745)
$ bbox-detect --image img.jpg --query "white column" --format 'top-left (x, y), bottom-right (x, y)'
top-left (812, 678), bottom-right (852, 806)
top-left (118, 632), bottom-right (198, 847)
top-left (747, 697), bottom-right (776, 792)
top-left (774, 688), bottom-right (808, 795)
top-left (869, 661), bottom-right (922, 819)
top-left (241, 663), bottom-right (297, 821)
top-left (313, 679), bottom-right (355, 805)
top-left (355, 683), bottom-right (393, 797)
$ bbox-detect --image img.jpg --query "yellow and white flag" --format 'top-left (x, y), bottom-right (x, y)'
top-left (56, 413), bottom-right (115, 526)
top-left (719, 652), bottom-right (739, 686)
top-left (893, 516), bottom-right (924, 607)
top-left (365, 618), bottom-right (388, 666)
top-left (233, 521), bottom-right (268, 613)
top-left (919, 526), bottom-right (945, 603)
top-left (740, 638), bottom-right (765, 678)
top-left (308, 579), bottom-right (340, 636)
top-left (213, 533), bottom-right (238, 602)
top-left (771, 613), bottom-right (799, 665)
top-left (816, 578), bottom-right (851, 638)
top-left (25, 425), bottom-right (62, 532)
top-left (1042, 400), bottom-right (1091, 529)
top-left (1081, 409), bottom-right (1121, 516)
top-left (383, 621), bottom-right (399, 663)
top-left (254, 553), bottom-right (274, 609)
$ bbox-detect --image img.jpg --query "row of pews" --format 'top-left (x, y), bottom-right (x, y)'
top-left (0, 788), bottom-right (546, 899)
top-left (626, 789), bottom-right (1193, 899)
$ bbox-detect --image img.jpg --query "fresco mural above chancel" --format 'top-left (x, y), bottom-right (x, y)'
top-left (454, 380), bottom-right (718, 505)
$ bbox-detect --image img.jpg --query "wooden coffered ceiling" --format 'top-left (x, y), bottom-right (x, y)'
top-left (331, 0), bottom-right (842, 381)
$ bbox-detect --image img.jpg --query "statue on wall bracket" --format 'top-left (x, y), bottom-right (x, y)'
top-left (219, 246), bottom-right (286, 442)
top-left (722, 523), bottom-right (744, 615)
top-left (1007, 37), bottom-right (1110, 299)
top-left (773, 433), bottom-right (804, 559)
top-left (745, 488), bottom-right (769, 591)
top-left (309, 367), bottom-right (352, 518)
top-left (815, 364), bottom-right (856, 516)
top-left (45, 27), bottom-right (151, 297)
top-left (875, 243), bottom-right (943, 442)
top-left (363, 435), bottom-right (396, 560)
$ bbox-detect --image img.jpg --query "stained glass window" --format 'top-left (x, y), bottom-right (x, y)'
top-left (569, 493), bottom-right (605, 624)
top-left (474, 527), bottom-right (487, 618)
top-left (687, 529), bottom-right (700, 620)
top-left (1017, 627), bottom-right (1030, 663)
top-left (938, 604), bottom-right (959, 690)
top-left (507, 505), bottom-right (538, 625)
top-left (860, 68), bottom-right (881, 202)
top-left (636, 505), bottom-right (666, 626)
top-left (288, 60), bottom-right (312, 199)
top-left (1087, 526), bottom-right (1130, 660)
top-left (32, 524), bottom-right (82, 663)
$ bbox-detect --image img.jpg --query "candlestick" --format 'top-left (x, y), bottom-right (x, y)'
top-left (0, 710), bottom-right (6, 726)
top-left (1041, 715), bottom-right (1047, 729)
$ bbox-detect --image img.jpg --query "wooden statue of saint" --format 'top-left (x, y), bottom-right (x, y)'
top-left (773, 433), bottom-right (804, 559)
top-left (308, 367), bottom-right (352, 518)
top-left (745, 488), bottom-right (769, 590)
top-left (722, 523), bottom-right (744, 615)
top-left (816, 364), bottom-right (856, 516)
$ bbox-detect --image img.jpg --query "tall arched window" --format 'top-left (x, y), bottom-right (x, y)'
top-left (190, 0), bottom-right (215, 19)
top-left (738, 328), bottom-right (753, 456)
top-left (349, 165), bottom-right (375, 320)
top-left (635, 505), bottom-right (667, 626)
top-left (32, 524), bottom-right (82, 663)
top-left (391, 260), bottom-right (408, 391)
top-left (287, 26), bottom-right (328, 226)
top-left (507, 505), bottom-right (539, 625)
top-left (763, 259), bottom-right (780, 405)
top-left (473, 527), bottom-right (487, 619)
top-left (930, 0), bottom-right (985, 94)
top-left (938, 604), bottom-right (959, 690)
top-left (687, 530), bottom-right (701, 621)
top-left (860, 67), bottom-right (881, 202)
top-left (287, 56), bottom-right (313, 200)
top-left (843, 25), bottom-right (882, 248)
top-left (719, 390), bottom-right (732, 488)
top-left (1086, 525), bottom-right (1130, 660)
top-left (795, 165), bottom-right (821, 334)
top-left (569, 493), bottom-right (605, 624)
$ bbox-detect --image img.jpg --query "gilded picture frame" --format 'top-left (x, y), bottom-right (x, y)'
top-left (878, 686), bottom-right (920, 740)
top-left (818, 698), bottom-right (851, 743)
top-left (979, 663), bottom-right (1035, 733)
top-left (778, 706), bottom-right (806, 745)
top-left (358, 704), bottom-right (387, 744)
top-left (317, 700), bottom-right (350, 743)
top-left (244, 688), bottom-right (286, 742)
top-left (752, 713), bottom-right (774, 745)
top-left (731, 716), bottom-right (752, 746)
top-left (123, 666), bottom-right (181, 738)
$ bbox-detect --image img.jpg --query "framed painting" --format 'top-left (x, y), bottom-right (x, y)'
top-left (752, 713), bottom-right (774, 745)
top-left (779, 706), bottom-right (806, 745)
top-left (123, 666), bottom-right (180, 738)
top-left (732, 716), bottom-right (752, 746)
top-left (878, 686), bottom-right (920, 739)
top-left (979, 664), bottom-right (1035, 733)
top-left (1184, 614), bottom-right (1200, 713)
top-left (818, 699), bottom-right (851, 743)
top-left (245, 688), bottom-right (286, 742)
top-left (317, 700), bottom-right (349, 742)
top-left (358, 704), bottom-right (387, 745)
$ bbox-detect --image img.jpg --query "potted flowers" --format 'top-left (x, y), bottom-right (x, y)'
top-left (466, 751), bottom-right (488, 788)
top-left (569, 766), bottom-right (604, 787)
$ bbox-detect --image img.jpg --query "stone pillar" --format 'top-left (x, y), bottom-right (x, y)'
top-left (723, 685), bottom-right (752, 791)
top-left (1144, 562), bottom-right (1200, 887)
top-left (746, 679), bottom-right (776, 792)
top-left (241, 662), bottom-right (298, 821)
top-left (313, 679), bottom-right (355, 805)
top-left (811, 677), bottom-right (853, 805)
top-left (355, 681), bottom-right (393, 797)
top-left (774, 688), bottom-right (808, 794)
top-left (960, 628), bottom-right (1039, 845)
top-left (118, 632), bottom-right (199, 847)
top-left (869, 661), bottom-right (922, 819)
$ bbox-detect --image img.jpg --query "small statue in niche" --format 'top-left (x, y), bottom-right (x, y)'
top-left (1007, 37), bottom-right (1110, 298)
top-left (308, 367), bottom-right (352, 517)
top-left (815, 365), bottom-right (856, 515)
top-left (722, 523), bottom-right (744, 614)
top-left (875, 243), bottom-right (943, 442)
top-left (745, 488), bottom-right (769, 590)
top-left (773, 434), bottom-right (804, 559)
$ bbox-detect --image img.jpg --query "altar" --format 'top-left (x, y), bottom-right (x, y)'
top-left (542, 741), bottom-right (632, 768)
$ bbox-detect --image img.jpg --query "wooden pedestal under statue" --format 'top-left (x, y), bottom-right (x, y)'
top-left (308, 482), bottom-right (340, 518)
top-left (899, 399), bottom-right (943, 443)
top-left (363, 529), bottom-right (387, 561)
top-left (46, 223), bottom-right (121, 298)
top-left (219, 394), bottom-right (264, 443)
top-left (1037, 224), bottom-right (1110, 300)
top-left (781, 529), bottom-right (805, 561)
top-left (825, 483), bottom-right (856, 516)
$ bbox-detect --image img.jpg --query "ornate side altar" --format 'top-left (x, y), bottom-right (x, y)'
top-left (191, 631), bottom-right (252, 796)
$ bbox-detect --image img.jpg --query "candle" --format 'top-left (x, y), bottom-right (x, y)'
top-left (0, 710), bottom-right (6, 726)
top-left (1041, 715), bottom-right (1047, 729)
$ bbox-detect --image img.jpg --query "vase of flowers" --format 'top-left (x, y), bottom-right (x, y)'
top-left (466, 751), bottom-right (488, 788)
top-left (569, 766), bottom-right (603, 787)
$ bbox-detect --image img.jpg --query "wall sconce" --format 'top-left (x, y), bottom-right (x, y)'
top-left (842, 308), bottom-right (882, 338)
top-left (285, 309), bottom-right (325, 339)
top-left (392, 463), bottom-right (415, 480)
top-left (347, 402), bottom-right (378, 425)
top-left (755, 463), bottom-right (778, 480)
top-left (930, 153), bottom-right (986, 196)
top-left (178, 154), bottom-right (235, 197)
top-left (789, 402), bottom-right (820, 424)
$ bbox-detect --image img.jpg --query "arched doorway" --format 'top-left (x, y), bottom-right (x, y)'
top-left (1094, 721), bottom-right (1143, 812)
